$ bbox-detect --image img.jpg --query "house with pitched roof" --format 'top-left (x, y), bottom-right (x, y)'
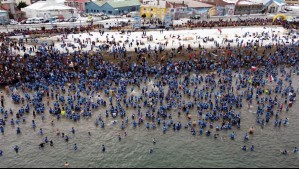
top-left (263, 0), bottom-right (286, 13)
top-left (200, 0), bottom-right (235, 16)
top-left (165, 0), bottom-right (213, 19)
top-left (140, 0), bottom-right (168, 19)
top-left (234, 0), bottom-right (264, 15)
top-left (1, 0), bottom-right (26, 20)
top-left (21, 0), bottom-right (76, 19)
top-left (233, 0), bottom-right (286, 15)
top-left (64, 0), bottom-right (90, 13)
top-left (85, 0), bottom-right (140, 15)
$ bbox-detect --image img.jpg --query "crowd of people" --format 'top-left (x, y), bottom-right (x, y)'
top-left (0, 17), bottom-right (298, 164)
top-left (1, 17), bottom-right (297, 37)
top-left (175, 18), bottom-right (282, 28)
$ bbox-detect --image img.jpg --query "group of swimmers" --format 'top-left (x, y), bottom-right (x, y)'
top-left (0, 19), bottom-right (298, 165)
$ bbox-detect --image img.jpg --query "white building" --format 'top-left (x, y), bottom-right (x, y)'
top-left (21, 0), bottom-right (76, 19)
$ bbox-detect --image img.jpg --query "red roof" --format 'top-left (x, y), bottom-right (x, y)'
top-left (1, 4), bottom-right (10, 11)
top-left (166, 2), bottom-right (188, 8)
top-left (0, 4), bottom-right (25, 14)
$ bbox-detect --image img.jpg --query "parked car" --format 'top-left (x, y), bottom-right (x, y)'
top-left (87, 18), bottom-right (93, 23)
top-left (33, 18), bottom-right (44, 24)
top-left (20, 19), bottom-right (27, 24)
top-left (102, 21), bottom-right (121, 29)
top-left (43, 19), bottom-right (50, 23)
top-left (101, 15), bottom-right (110, 20)
top-left (10, 19), bottom-right (18, 25)
top-left (81, 14), bottom-right (88, 17)
top-left (68, 18), bottom-right (77, 22)
top-left (190, 15), bottom-right (201, 20)
top-left (126, 11), bottom-right (138, 18)
top-left (26, 18), bottom-right (34, 24)
top-left (93, 13), bottom-right (105, 17)
top-left (110, 15), bottom-right (122, 18)
top-left (49, 17), bottom-right (58, 23)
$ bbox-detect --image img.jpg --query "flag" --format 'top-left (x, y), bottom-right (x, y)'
top-left (269, 75), bottom-right (273, 82)
top-left (251, 66), bottom-right (257, 71)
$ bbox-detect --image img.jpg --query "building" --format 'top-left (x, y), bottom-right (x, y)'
top-left (200, 0), bottom-right (233, 9)
top-left (166, 1), bottom-right (188, 20)
top-left (263, 0), bottom-right (286, 13)
top-left (153, 0), bottom-right (214, 20)
top-left (85, 0), bottom-right (140, 15)
top-left (221, 0), bottom-right (286, 14)
top-left (140, 0), bottom-right (168, 20)
top-left (1, 0), bottom-right (26, 20)
top-left (232, 0), bottom-right (286, 15)
top-left (0, 9), bottom-right (9, 24)
top-left (234, 0), bottom-right (264, 15)
top-left (200, 0), bottom-right (235, 16)
top-left (21, 0), bottom-right (77, 19)
top-left (285, 0), bottom-right (299, 4)
top-left (64, 0), bottom-right (89, 13)
top-left (168, 0), bottom-right (214, 16)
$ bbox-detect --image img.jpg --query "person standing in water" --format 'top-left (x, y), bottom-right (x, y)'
top-left (71, 127), bottom-right (75, 134)
top-left (56, 129), bottom-right (60, 136)
top-left (74, 144), bottom-right (78, 151)
top-left (14, 145), bottom-right (19, 153)
top-left (64, 162), bottom-right (69, 168)
top-left (0, 95), bottom-right (4, 108)
top-left (50, 140), bottom-right (54, 147)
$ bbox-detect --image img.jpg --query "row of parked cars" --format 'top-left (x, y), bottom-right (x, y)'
top-left (3, 17), bottom-right (78, 25)
top-left (20, 17), bottom-right (78, 24)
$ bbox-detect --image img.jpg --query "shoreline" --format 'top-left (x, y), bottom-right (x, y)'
top-left (9, 26), bottom-right (294, 53)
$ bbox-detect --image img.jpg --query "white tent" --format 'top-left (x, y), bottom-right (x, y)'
top-left (21, 0), bottom-right (76, 19)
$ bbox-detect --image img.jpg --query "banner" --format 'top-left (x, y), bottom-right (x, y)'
top-left (216, 6), bottom-right (225, 16)
top-left (164, 14), bottom-right (172, 28)
top-left (133, 15), bottom-right (141, 29)
top-left (225, 5), bottom-right (235, 15)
